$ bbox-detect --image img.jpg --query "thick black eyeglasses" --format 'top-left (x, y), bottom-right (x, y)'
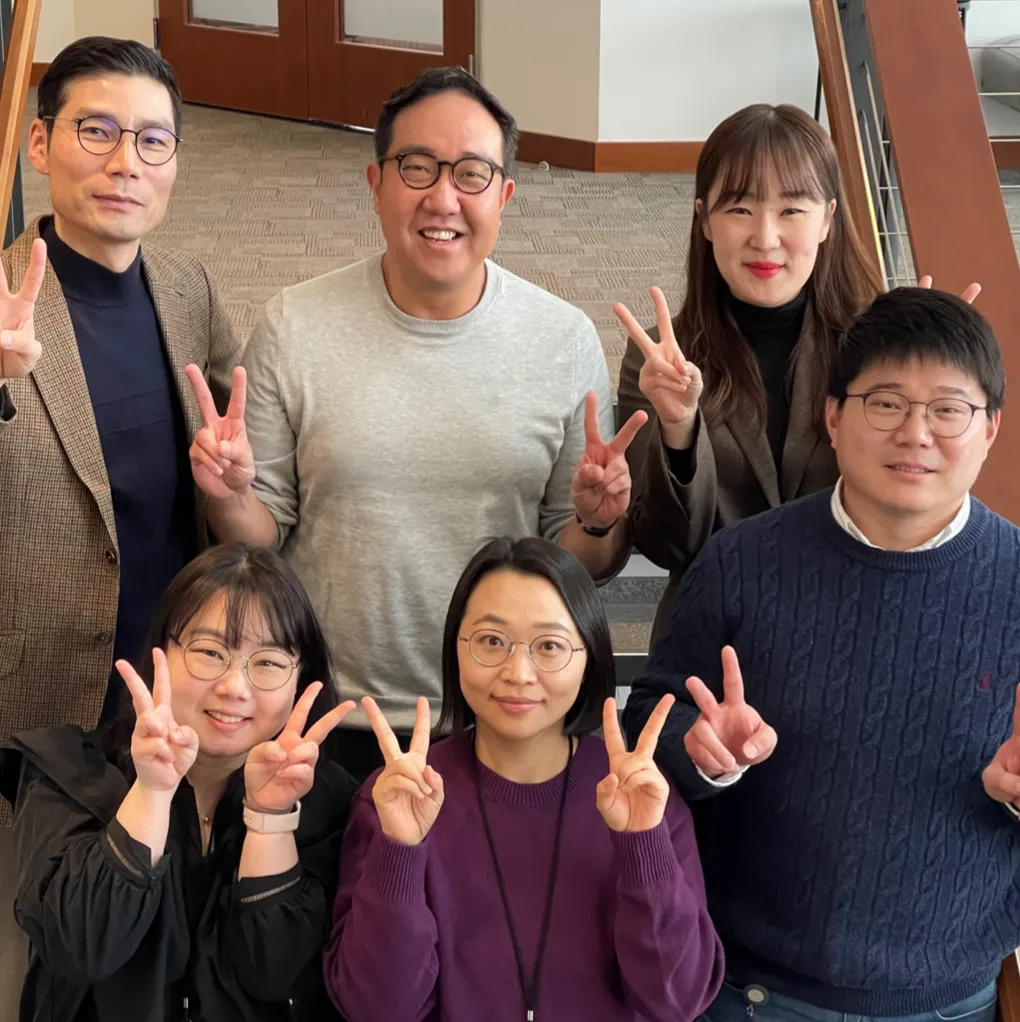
top-left (846, 390), bottom-right (988, 439)
top-left (45, 115), bottom-right (181, 166)
top-left (380, 151), bottom-right (504, 194)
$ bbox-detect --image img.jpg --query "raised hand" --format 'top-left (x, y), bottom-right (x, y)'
top-left (0, 239), bottom-right (46, 379)
top-left (184, 364), bottom-right (255, 500)
top-left (366, 696), bottom-right (444, 846)
top-left (117, 649), bottom-right (199, 793)
top-left (245, 682), bottom-right (356, 811)
top-left (570, 392), bottom-right (647, 529)
top-left (982, 683), bottom-right (1020, 806)
top-left (683, 646), bottom-right (777, 778)
top-left (614, 287), bottom-right (703, 448)
top-left (918, 275), bottom-right (981, 305)
top-left (598, 694), bottom-right (674, 832)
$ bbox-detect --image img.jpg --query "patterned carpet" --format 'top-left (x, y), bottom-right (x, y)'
top-left (19, 99), bottom-right (696, 387)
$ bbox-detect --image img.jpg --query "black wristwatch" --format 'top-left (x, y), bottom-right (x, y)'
top-left (576, 513), bottom-right (618, 538)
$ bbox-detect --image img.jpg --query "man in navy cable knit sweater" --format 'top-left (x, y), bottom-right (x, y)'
top-left (624, 287), bottom-right (1020, 1022)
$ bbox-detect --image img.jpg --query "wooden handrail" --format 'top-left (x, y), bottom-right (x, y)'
top-left (862, 0), bottom-right (1020, 521)
top-left (809, 0), bottom-right (885, 285)
top-left (1000, 952), bottom-right (1020, 1022)
top-left (0, 0), bottom-right (41, 244)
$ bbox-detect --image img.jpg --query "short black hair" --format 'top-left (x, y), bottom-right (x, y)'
top-left (108, 544), bottom-right (340, 774)
top-left (374, 66), bottom-right (518, 176)
top-left (829, 287), bottom-right (1006, 412)
top-left (38, 36), bottom-right (183, 136)
top-left (438, 537), bottom-right (615, 736)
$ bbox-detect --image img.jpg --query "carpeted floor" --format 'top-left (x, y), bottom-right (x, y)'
top-left (19, 99), bottom-right (695, 387)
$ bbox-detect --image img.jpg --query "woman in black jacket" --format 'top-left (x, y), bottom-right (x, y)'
top-left (4, 544), bottom-right (358, 1021)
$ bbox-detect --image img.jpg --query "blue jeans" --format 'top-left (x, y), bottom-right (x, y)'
top-left (701, 979), bottom-right (998, 1022)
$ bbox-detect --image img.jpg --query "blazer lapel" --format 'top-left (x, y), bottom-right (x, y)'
top-left (142, 249), bottom-right (203, 440)
top-left (726, 416), bottom-right (781, 508)
top-left (14, 222), bottom-right (118, 546)
top-left (780, 305), bottom-right (824, 500)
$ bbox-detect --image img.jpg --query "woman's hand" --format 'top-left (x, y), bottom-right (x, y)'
top-left (245, 683), bottom-right (357, 811)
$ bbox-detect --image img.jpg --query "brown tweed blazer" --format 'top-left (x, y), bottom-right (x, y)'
top-left (0, 219), bottom-right (241, 821)
top-left (617, 305), bottom-right (839, 632)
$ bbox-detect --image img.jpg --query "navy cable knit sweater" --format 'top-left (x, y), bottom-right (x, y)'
top-left (623, 489), bottom-right (1020, 1015)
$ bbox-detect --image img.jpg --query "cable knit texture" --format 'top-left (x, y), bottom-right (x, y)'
top-left (622, 489), bottom-right (1020, 1016)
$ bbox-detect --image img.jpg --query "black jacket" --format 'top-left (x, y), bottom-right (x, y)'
top-left (3, 726), bottom-right (356, 1022)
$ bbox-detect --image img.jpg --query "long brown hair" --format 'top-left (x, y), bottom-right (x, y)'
top-left (677, 103), bottom-right (884, 429)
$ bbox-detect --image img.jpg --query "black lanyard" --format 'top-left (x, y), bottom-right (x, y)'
top-left (473, 735), bottom-right (575, 1022)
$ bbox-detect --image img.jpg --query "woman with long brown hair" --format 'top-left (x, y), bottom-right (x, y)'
top-left (616, 103), bottom-right (884, 625)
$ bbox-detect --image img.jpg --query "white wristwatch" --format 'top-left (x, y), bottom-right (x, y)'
top-left (242, 798), bottom-right (302, 833)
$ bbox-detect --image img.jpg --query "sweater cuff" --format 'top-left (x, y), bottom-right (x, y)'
top-left (364, 830), bottom-right (429, 903)
top-left (611, 819), bottom-right (680, 888)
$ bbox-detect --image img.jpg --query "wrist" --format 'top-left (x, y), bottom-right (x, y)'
top-left (660, 417), bottom-right (696, 451)
top-left (132, 780), bottom-right (177, 808)
top-left (574, 512), bottom-right (619, 538)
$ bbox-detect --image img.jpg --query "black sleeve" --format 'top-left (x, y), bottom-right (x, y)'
top-left (0, 384), bottom-right (15, 423)
top-left (222, 764), bottom-right (356, 1004)
top-left (13, 775), bottom-right (171, 983)
top-left (621, 537), bottom-right (735, 802)
top-left (665, 441), bottom-right (697, 485)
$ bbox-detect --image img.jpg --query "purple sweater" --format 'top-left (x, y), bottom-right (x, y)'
top-left (325, 732), bottom-right (724, 1022)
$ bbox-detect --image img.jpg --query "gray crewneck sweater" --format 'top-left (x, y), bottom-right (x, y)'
top-left (242, 254), bottom-right (614, 730)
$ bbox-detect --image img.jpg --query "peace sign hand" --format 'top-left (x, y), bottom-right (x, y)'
top-left (614, 287), bottom-right (703, 449)
top-left (0, 239), bottom-right (46, 380)
top-left (683, 646), bottom-right (777, 779)
top-left (117, 649), bottom-right (200, 794)
top-left (982, 683), bottom-right (1020, 806)
top-left (184, 364), bottom-right (255, 501)
top-left (598, 694), bottom-right (674, 832)
top-left (366, 696), bottom-right (444, 847)
top-left (918, 275), bottom-right (982, 305)
top-left (570, 392), bottom-right (648, 529)
top-left (245, 683), bottom-right (357, 812)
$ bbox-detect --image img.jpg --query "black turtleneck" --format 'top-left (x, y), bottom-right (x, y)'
top-left (726, 287), bottom-right (807, 468)
top-left (42, 218), bottom-right (197, 720)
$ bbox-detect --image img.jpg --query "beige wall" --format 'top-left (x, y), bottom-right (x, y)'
top-left (35, 0), bottom-right (154, 63)
top-left (479, 0), bottom-right (601, 142)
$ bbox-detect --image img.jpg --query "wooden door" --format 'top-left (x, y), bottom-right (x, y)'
top-left (158, 0), bottom-right (310, 119)
top-left (306, 0), bottom-right (476, 129)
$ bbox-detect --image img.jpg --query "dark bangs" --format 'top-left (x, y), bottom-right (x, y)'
top-left (706, 113), bottom-right (829, 211)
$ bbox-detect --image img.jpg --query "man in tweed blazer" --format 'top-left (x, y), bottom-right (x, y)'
top-left (0, 37), bottom-right (239, 1019)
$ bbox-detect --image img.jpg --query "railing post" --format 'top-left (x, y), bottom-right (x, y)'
top-left (863, 0), bottom-right (1020, 522)
top-left (0, 0), bottom-right (41, 247)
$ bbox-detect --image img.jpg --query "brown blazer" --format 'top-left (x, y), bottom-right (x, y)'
top-left (0, 219), bottom-right (241, 820)
top-left (618, 305), bottom-right (838, 629)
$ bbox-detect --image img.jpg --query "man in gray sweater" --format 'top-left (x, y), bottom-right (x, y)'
top-left (185, 68), bottom-right (645, 778)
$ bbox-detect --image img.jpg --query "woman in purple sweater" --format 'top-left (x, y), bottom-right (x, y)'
top-left (324, 536), bottom-right (724, 1022)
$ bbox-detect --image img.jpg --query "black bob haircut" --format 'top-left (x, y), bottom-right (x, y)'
top-left (438, 537), bottom-right (615, 736)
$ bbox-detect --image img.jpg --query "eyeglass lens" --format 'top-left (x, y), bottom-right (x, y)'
top-left (467, 629), bottom-right (575, 672)
top-left (184, 639), bottom-right (295, 690)
top-left (398, 153), bottom-right (494, 193)
top-left (862, 391), bottom-right (975, 438)
top-left (77, 116), bottom-right (178, 166)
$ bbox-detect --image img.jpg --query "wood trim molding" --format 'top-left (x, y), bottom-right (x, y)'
top-left (517, 133), bottom-right (701, 174)
top-left (30, 62), bottom-right (48, 86)
top-left (517, 131), bottom-right (596, 172)
top-left (594, 142), bottom-right (702, 173)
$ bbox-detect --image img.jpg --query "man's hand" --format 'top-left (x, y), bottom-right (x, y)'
top-left (684, 646), bottom-right (777, 779)
top-left (0, 239), bottom-right (46, 380)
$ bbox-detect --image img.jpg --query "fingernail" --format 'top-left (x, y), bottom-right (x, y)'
top-left (0, 332), bottom-right (11, 348)
top-left (221, 442), bottom-right (232, 456)
top-left (745, 744), bottom-right (758, 758)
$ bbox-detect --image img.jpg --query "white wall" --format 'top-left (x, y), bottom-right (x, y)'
top-left (480, 0), bottom-right (601, 141)
top-left (597, 0), bottom-right (818, 142)
top-left (35, 0), bottom-right (154, 62)
top-left (965, 1), bottom-right (1020, 46)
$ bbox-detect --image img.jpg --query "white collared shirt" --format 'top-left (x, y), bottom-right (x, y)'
top-left (696, 479), bottom-right (971, 789)
top-left (829, 477), bottom-right (971, 550)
